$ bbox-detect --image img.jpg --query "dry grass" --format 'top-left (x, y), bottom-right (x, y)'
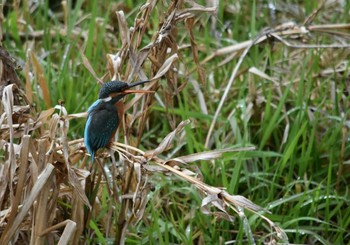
top-left (0, 1), bottom-right (285, 244)
top-left (0, 83), bottom-right (283, 244)
top-left (1, 0), bottom-right (350, 244)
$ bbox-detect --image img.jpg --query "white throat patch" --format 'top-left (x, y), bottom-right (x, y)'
top-left (101, 96), bottom-right (112, 102)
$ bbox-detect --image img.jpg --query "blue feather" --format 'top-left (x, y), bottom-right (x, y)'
top-left (84, 113), bottom-right (94, 160)
top-left (84, 80), bottom-right (151, 163)
top-left (87, 99), bottom-right (101, 113)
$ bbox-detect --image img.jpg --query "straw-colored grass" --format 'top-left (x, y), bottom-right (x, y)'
top-left (1, 0), bottom-right (350, 244)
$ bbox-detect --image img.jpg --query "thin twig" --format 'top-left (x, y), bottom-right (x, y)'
top-left (271, 32), bottom-right (350, 48)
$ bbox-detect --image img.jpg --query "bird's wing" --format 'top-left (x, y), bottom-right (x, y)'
top-left (84, 108), bottom-right (119, 154)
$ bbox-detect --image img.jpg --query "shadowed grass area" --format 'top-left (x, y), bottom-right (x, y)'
top-left (1, 0), bottom-right (350, 244)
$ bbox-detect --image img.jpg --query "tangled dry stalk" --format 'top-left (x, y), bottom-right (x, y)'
top-left (1, 0), bottom-right (350, 244)
top-left (0, 83), bottom-right (285, 244)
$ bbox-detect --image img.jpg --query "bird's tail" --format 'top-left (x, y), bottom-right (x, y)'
top-left (90, 153), bottom-right (95, 163)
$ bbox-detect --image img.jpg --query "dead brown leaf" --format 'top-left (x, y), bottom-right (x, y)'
top-left (29, 51), bottom-right (51, 108)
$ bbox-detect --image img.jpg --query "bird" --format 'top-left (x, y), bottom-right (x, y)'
top-left (84, 80), bottom-right (152, 161)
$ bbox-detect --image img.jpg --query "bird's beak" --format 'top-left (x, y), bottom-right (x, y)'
top-left (109, 90), bottom-right (154, 97)
top-left (122, 80), bottom-right (154, 94)
top-left (122, 89), bottom-right (155, 94)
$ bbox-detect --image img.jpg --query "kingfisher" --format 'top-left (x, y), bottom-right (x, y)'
top-left (84, 80), bottom-right (152, 161)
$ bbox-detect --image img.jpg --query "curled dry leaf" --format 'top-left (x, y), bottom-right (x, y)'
top-left (116, 11), bottom-right (130, 49)
top-left (48, 113), bottom-right (60, 143)
top-left (222, 192), bottom-right (267, 213)
top-left (80, 49), bottom-right (103, 85)
top-left (132, 162), bottom-right (143, 209)
top-left (1, 85), bottom-right (16, 208)
top-left (144, 119), bottom-right (190, 158)
top-left (2, 84), bottom-right (15, 128)
top-left (150, 53), bottom-right (178, 81)
top-left (56, 220), bottom-right (77, 245)
top-left (29, 51), bottom-right (51, 108)
top-left (201, 194), bottom-right (234, 222)
top-left (190, 79), bottom-right (208, 114)
top-left (175, 6), bottom-right (217, 21)
top-left (54, 105), bottom-right (68, 117)
top-left (249, 67), bottom-right (278, 84)
top-left (126, 48), bottom-right (149, 82)
top-left (132, 188), bottom-right (149, 225)
top-left (130, 163), bottom-right (149, 225)
top-left (106, 53), bottom-right (122, 81)
top-left (68, 168), bottom-right (91, 209)
top-left (173, 146), bottom-right (255, 163)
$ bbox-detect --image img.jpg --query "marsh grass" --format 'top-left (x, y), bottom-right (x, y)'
top-left (0, 0), bottom-right (350, 244)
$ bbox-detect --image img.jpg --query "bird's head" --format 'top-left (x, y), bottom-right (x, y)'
top-left (98, 80), bottom-right (153, 102)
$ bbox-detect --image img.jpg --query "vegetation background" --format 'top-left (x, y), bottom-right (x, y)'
top-left (0, 0), bottom-right (349, 244)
